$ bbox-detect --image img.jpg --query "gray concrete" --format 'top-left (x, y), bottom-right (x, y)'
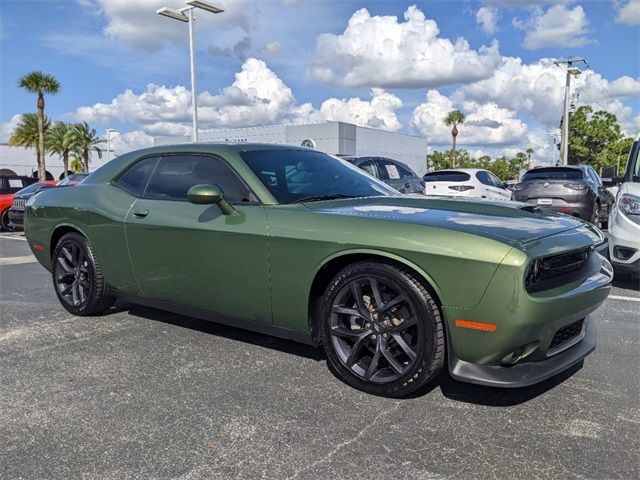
top-left (0, 233), bottom-right (638, 480)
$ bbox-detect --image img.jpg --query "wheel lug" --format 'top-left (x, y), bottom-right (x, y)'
top-left (365, 323), bottom-right (370, 329)
top-left (371, 334), bottom-right (377, 340)
top-left (382, 333), bottom-right (388, 339)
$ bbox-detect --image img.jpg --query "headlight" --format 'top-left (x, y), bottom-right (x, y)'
top-left (512, 183), bottom-right (526, 191)
top-left (619, 193), bottom-right (640, 224)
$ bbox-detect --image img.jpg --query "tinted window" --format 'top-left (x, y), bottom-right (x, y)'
top-left (114, 157), bottom-right (159, 196)
top-left (144, 155), bottom-right (253, 203)
top-left (358, 160), bottom-right (379, 178)
top-left (522, 168), bottom-right (583, 181)
top-left (423, 171), bottom-right (471, 182)
top-left (396, 163), bottom-right (415, 178)
top-left (487, 172), bottom-right (504, 188)
top-left (1, 177), bottom-right (35, 194)
top-left (476, 171), bottom-right (493, 186)
top-left (241, 149), bottom-right (396, 203)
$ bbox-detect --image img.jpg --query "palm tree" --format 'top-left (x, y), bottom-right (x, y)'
top-left (69, 122), bottom-right (104, 173)
top-left (18, 71), bottom-right (61, 180)
top-left (8, 113), bottom-right (51, 175)
top-left (46, 122), bottom-right (76, 178)
top-left (444, 110), bottom-right (465, 168)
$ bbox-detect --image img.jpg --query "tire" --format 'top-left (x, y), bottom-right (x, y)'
top-left (52, 232), bottom-right (115, 316)
top-left (319, 261), bottom-right (445, 397)
top-left (0, 209), bottom-right (15, 232)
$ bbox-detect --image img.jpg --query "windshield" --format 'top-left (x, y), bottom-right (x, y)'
top-left (522, 168), bottom-right (583, 181)
top-left (240, 149), bottom-right (397, 203)
top-left (15, 182), bottom-right (54, 196)
top-left (423, 171), bottom-right (470, 182)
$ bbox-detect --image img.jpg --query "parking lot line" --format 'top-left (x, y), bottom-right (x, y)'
top-left (0, 234), bottom-right (27, 241)
top-left (608, 295), bottom-right (640, 302)
top-left (0, 255), bottom-right (37, 266)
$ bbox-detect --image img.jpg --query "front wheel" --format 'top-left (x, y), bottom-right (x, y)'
top-left (0, 209), bottom-right (15, 232)
top-left (52, 232), bottom-right (115, 315)
top-left (320, 262), bottom-right (445, 397)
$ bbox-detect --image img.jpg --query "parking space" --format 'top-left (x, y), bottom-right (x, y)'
top-left (1, 232), bottom-right (638, 480)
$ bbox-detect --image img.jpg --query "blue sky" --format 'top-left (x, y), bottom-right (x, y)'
top-left (1, 0), bottom-right (639, 162)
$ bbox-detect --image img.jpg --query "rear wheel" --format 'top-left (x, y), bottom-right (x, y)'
top-left (52, 232), bottom-right (115, 315)
top-left (320, 262), bottom-right (445, 397)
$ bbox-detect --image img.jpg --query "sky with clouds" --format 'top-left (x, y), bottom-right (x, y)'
top-left (1, 0), bottom-right (639, 163)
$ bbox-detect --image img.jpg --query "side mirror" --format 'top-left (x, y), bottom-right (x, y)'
top-left (601, 166), bottom-right (619, 187)
top-left (187, 184), bottom-right (236, 215)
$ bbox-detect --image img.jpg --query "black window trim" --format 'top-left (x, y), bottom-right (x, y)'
top-left (111, 152), bottom-right (261, 205)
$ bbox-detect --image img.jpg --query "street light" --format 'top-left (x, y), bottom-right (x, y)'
top-left (157, 1), bottom-right (224, 143)
top-left (105, 128), bottom-right (119, 163)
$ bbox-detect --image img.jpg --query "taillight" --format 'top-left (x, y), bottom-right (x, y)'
top-left (563, 183), bottom-right (587, 190)
top-left (448, 185), bottom-right (475, 192)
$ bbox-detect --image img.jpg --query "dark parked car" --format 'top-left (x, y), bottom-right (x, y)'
top-left (8, 181), bottom-right (57, 230)
top-left (512, 165), bottom-right (614, 227)
top-left (0, 175), bottom-right (37, 231)
top-left (342, 156), bottom-right (425, 194)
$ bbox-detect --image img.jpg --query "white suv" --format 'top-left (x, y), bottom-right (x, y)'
top-left (607, 137), bottom-right (640, 277)
top-left (423, 169), bottom-right (512, 200)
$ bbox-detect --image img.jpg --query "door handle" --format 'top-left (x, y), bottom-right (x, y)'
top-left (132, 209), bottom-right (149, 218)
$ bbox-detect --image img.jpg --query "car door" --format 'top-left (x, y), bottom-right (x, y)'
top-left (475, 171), bottom-right (497, 198)
top-left (122, 153), bottom-right (271, 324)
top-left (487, 172), bottom-right (512, 200)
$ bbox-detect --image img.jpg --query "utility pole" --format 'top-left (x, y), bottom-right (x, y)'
top-left (554, 57), bottom-right (586, 166)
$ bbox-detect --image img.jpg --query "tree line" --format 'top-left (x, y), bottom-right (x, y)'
top-left (8, 71), bottom-right (104, 180)
top-left (430, 106), bottom-right (634, 181)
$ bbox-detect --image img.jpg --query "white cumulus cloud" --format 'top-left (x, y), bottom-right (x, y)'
top-left (476, 6), bottom-right (499, 34)
top-left (1, 114), bottom-right (22, 143)
top-left (72, 58), bottom-right (404, 136)
top-left (410, 90), bottom-right (528, 146)
top-left (615, 0), bottom-right (640, 25)
top-left (309, 5), bottom-right (502, 89)
top-left (519, 4), bottom-right (592, 49)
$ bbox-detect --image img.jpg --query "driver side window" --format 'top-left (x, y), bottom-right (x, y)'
top-left (143, 155), bottom-right (255, 204)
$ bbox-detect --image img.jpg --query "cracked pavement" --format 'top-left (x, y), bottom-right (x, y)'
top-left (1, 233), bottom-right (639, 479)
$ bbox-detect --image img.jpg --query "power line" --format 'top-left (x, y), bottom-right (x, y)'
top-left (582, 59), bottom-right (637, 127)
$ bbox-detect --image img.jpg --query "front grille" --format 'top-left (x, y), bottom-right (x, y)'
top-left (12, 198), bottom-right (26, 209)
top-left (549, 319), bottom-right (584, 350)
top-left (526, 247), bottom-right (590, 290)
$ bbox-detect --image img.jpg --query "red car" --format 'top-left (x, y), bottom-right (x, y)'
top-left (0, 176), bottom-right (38, 231)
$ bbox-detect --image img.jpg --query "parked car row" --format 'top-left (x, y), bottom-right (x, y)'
top-left (0, 173), bottom-right (88, 231)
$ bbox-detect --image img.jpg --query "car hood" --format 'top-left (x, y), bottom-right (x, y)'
top-left (305, 195), bottom-right (597, 247)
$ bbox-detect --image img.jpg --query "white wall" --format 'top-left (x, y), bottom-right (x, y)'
top-left (0, 144), bottom-right (110, 179)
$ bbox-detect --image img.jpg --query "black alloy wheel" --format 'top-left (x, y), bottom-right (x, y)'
top-left (52, 232), bottom-right (115, 315)
top-left (320, 262), bottom-right (445, 397)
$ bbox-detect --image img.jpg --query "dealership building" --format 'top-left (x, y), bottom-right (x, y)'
top-left (155, 121), bottom-right (429, 175)
top-left (0, 144), bottom-right (108, 179)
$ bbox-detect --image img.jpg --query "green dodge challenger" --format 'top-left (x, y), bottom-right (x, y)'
top-left (25, 144), bottom-right (612, 397)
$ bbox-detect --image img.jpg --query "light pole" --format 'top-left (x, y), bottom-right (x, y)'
top-left (157, 1), bottom-right (224, 143)
top-left (554, 57), bottom-right (586, 166)
top-left (105, 128), bottom-right (118, 163)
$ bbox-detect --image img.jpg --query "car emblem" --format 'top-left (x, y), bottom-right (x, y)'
top-left (432, 185), bottom-right (436, 189)
top-left (543, 182), bottom-right (549, 188)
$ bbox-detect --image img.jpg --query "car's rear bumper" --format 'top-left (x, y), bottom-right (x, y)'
top-left (449, 316), bottom-right (596, 388)
top-left (519, 198), bottom-right (593, 219)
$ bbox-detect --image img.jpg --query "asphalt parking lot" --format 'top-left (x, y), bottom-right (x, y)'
top-left (1, 232), bottom-right (638, 480)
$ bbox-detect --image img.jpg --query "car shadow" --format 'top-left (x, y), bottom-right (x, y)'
top-left (114, 301), bottom-right (325, 362)
top-left (613, 274), bottom-right (640, 291)
top-left (111, 300), bottom-right (583, 405)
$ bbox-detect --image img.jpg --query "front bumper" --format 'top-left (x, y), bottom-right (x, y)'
top-left (7, 208), bottom-right (24, 229)
top-left (449, 316), bottom-right (596, 388)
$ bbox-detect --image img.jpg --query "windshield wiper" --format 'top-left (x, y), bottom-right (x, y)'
top-left (294, 194), bottom-right (357, 203)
